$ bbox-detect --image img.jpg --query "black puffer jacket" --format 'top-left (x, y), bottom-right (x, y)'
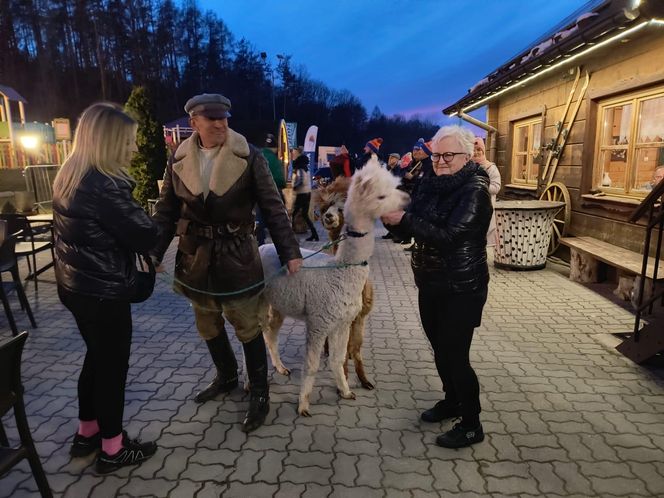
top-left (54, 169), bottom-right (159, 300)
top-left (389, 162), bottom-right (492, 294)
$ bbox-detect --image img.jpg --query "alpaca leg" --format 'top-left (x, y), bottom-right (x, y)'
top-left (264, 307), bottom-right (290, 376)
top-left (329, 324), bottom-right (355, 400)
top-left (298, 331), bottom-right (327, 417)
top-left (348, 313), bottom-right (374, 390)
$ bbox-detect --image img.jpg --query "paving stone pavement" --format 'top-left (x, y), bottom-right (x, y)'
top-left (2, 226), bottom-right (664, 497)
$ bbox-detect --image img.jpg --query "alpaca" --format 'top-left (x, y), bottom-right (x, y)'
top-left (259, 157), bottom-right (409, 415)
top-left (313, 177), bottom-right (375, 390)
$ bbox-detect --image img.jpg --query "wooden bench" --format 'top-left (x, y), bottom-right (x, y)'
top-left (560, 236), bottom-right (664, 300)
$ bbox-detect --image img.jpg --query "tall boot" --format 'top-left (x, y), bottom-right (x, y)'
top-left (194, 332), bottom-right (239, 403)
top-left (241, 333), bottom-right (270, 433)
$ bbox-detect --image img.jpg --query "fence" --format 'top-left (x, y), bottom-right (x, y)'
top-left (24, 164), bottom-right (59, 211)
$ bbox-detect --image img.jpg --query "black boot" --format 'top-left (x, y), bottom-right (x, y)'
top-left (194, 332), bottom-right (239, 403)
top-left (241, 334), bottom-right (270, 433)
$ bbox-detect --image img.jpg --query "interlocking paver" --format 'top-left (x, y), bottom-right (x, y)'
top-left (2, 229), bottom-right (664, 497)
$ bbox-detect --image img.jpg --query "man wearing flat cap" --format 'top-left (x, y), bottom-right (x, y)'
top-left (151, 93), bottom-right (302, 432)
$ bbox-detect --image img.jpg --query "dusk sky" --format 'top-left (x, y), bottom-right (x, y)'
top-left (200, 0), bottom-right (588, 124)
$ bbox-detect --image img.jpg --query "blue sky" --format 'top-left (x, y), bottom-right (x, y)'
top-left (199, 0), bottom-right (587, 124)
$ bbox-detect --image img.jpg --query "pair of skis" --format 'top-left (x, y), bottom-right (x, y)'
top-left (540, 67), bottom-right (590, 189)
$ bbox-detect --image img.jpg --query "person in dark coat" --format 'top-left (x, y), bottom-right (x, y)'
top-left (53, 102), bottom-right (160, 473)
top-left (382, 125), bottom-right (492, 449)
top-left (151, 93), bottom-right (302, 432)
top-left (291, 147), bottom-right (319, 241)
top-left (356, 137), bottom-right (383, 169)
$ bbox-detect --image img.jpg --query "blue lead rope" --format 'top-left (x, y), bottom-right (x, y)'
top-left (157, 235), bottom-right (368, 298)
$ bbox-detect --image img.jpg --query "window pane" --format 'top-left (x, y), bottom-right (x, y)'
top-left (531, 123), bottom-right (542, 151)
top-left (632, 146), bottom-right (664, 191)
top-left (527, 158), bottom-right (539, 183)
top-left (637, 95), bottom-right (664, 143)
top-left (601, 104), bottom-right (632, 145)
top-left (514, 154), bottom-right (528, 181)
top-left (516, 126), bottom-right (529, 153)
top-left (598, 149), bottom-right (626, 189)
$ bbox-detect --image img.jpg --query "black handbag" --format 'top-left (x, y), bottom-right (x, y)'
top-left (130, 253), bottom-right (156, 303)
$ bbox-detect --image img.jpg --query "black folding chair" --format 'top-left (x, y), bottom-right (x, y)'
top-left (0, 213), bottom-right (54, 291)
top-left (0, 331), bottom-right (53, 497)
top-left (0, 220), bottom-right (37, 336)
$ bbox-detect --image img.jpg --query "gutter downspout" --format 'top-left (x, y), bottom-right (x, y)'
top-left (458, 111), bottom-right (497, 133)
top-left (457, 111), bottom-right (498, 163)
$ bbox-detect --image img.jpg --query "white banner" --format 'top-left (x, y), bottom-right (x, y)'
top-left (303, 126), bottom-right (318, 183)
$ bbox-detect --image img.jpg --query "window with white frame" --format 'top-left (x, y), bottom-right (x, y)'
top-left (511, 117), bottom-right (542, 185)
top-left (595, 86), bottom-right (664, 197)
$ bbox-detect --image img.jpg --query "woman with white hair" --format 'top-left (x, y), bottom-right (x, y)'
top-left (53, 103), bottom-right (159, 473)
top-left (382, 125), bottom-right (492, 448)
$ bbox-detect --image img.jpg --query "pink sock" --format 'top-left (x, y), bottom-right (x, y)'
top-left (102, 434), bottom-right (123, 456)
top-left (78, 420), bottom-right (100, 438)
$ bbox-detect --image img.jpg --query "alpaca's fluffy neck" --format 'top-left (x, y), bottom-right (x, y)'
top-left (326, 225), bottom-right (343, 255)
top-left (335, 212), bottom-right (375, 264)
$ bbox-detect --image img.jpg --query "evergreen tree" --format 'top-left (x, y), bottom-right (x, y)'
top-left (124, 85), bottom-right (167, 207)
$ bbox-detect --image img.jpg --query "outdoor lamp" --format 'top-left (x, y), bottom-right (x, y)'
top-left (19, 134), bottom-right (40, 150)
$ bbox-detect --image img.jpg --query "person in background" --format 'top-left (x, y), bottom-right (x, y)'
top-left (382, 153), bottom-right (403, 240)
top-left (292, 146), bottom-right (319, 241)
top-left (53, 103), bottom-right (159, 473)
top-left (473, 137), bottom-right (501, 246)
top-left (262, 133), bottom-right (286, 200)
top-left (381, 125), bottom-right (492, 449)
top-left (357, 137), bottom-right (384, 168)
top-left (256, 133), bottom-right (287, 245)
top-left (387, 152), bottom-right (403, 176)
top-left (151, 93), bottom-right (302, 433)
top-left (329, 144), bottom-right (352, 178)
top-left (400, 138), bottom-right (433, 250)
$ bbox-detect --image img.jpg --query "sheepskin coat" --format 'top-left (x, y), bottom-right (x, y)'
top-left (152, 129), bottom-right (301, 305)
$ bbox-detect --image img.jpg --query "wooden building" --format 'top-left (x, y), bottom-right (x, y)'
top-left (444, 0), bottom-right (664, 257)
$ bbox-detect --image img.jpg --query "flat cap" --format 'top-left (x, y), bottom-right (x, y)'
top-left (184, 93), bottom-right (232, 119)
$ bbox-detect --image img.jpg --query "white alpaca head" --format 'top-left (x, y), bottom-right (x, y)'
top-left (344, 156), bottom-right (409, 223)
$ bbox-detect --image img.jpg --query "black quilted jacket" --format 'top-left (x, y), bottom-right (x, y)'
top-left (53, 169), bottom-right (159, 300)
top-left (388, 162), bottom-right (492, 294)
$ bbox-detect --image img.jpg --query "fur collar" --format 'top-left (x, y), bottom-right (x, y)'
top-left (172, 129), bottom-right (250, 197)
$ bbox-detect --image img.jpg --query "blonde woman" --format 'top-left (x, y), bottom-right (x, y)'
top-left (53, 103), bottom-right (159, 474)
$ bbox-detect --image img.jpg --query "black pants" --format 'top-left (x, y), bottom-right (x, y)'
top-left (418, 286), bottom-right (488, 421)
top-left (292, 193), bottom-right (317, 237)
top-left (58, 287), bottom-right (132, 439)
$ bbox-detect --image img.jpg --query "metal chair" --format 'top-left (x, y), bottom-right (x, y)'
top-left (0, 213), bottom-right (54, 291)
top-left (0, 331), bottom-right (53, 497)
top-left (0, 220), bottom-right (37, 336)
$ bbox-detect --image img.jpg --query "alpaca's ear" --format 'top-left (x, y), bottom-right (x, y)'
top-left (354, 175), bottom-right (373, 197)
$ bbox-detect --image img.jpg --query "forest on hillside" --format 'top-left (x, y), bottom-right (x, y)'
top-left (0, 0), bottom-right (438, 151)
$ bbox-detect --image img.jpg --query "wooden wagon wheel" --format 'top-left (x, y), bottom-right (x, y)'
top-left (539, 182), bottom-right (571, 255)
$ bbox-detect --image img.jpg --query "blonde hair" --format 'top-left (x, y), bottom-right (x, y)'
top-left (54, 102), bottom-right (137, 199)
top-left (431, 125), bottom-right (475, 155)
